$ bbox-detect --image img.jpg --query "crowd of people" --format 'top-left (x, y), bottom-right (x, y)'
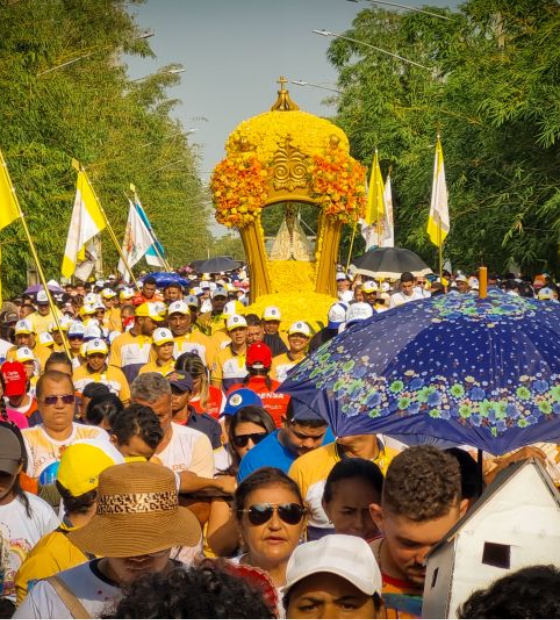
top-left (0, 266), bottom-right (557, 619)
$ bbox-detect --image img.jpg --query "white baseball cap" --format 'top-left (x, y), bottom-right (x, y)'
top-left (263, 306), bottom-right (281, 321)
top-left (226, 315), bottom-right (247, 331)
top-left (168, 300), bottom-right (190, 316)
top-left (152, 327), bottom-right (174, 346)
top-left (84, 322), bottom-right (102, 340)
top-left (285, 534), bottom-right (382, 596)
top-left (328, 302), bottom-right (347, 329)
top-left (84, 293), bottom-right (99, 305)
top-left (101, 288), bottom-right (117, 299)
top-left (15, 319), bottom-right (34, 335)
top-left (362, 281), bottom-right (378, 293)
top-left (86, 338), bottom-right (108, 356)
top-left (36, 290), bottom-right (49, 305)
top-left (288, 321), bottom-right (311, 337)
top-left (37, 333), bottom-right (54, 348)
top-left (68, 321), bottom-right (86, 337)
top-left (345, 302), bottom-right (373, 326)
top-left (16, 346), bottom-right (37, 362)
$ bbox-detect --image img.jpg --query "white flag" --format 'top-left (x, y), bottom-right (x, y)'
top-left (427, 136), bottom-right (450, 247)
top-left (118, 200), bottom-right (153, 282)
top-left (382, 174), bottom-right (394, 248)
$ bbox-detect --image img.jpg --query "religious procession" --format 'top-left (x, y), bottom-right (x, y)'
top-left (2, 0), bottom-right (560, 619)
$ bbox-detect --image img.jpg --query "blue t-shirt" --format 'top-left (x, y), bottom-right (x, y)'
top-left (237, 428), bottom-right (334, 482)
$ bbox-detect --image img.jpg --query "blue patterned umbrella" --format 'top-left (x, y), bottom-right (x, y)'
top-left (139, 272), bottom-right (189, 288)
top-left (281, 290), bottom-right (560, 455)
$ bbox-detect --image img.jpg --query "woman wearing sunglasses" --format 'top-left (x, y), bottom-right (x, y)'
top-left (232, 467), bottom-right (307, 592)
top-left (207, 406), bottom-right (275, 556)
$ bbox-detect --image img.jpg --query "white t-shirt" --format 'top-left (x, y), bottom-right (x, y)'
top-left (0, 493), bottom-right (59, 600)
top-left (151, 422), bottom-right (214, 478)
top-left (22, 424), bottom-right (109, 480)
top-left (389, 289), bottom-right (431, 308)
top-left (13, 560), bottom-right (120, 619)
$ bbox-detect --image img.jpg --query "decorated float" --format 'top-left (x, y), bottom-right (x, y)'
top-left (211, 78), bottom-right (366, 327)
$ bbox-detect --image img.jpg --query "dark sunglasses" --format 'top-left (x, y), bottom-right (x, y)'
top-left (232, 432), bottom-right (268, 448)
top-left (238, 503), bottom-right (306, 526)
top-left (41, 394), bottom-right (75, 405)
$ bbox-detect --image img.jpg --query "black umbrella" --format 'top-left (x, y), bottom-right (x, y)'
top-left (351, 247), bottom-right (432, 279)
top-left (194, 256), bottom-right (240, 274)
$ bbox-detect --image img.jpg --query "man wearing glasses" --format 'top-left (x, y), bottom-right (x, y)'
top-left (21, 370), bottom-right (108, 483)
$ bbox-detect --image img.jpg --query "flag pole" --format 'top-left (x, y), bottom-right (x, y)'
top-left (74, 161), bottom-right (140, 290)
top-left (129, 185), bottom-right (172, 272)
top-left (0, 149), bottom-right (72, 358)
top-left (346, 222), bottom-right (357, 271)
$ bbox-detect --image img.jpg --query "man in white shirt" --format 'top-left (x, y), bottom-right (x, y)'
top-left (22, 371), bottom-right (107, 484)
top-left (131, 373), bottom-right (234, 495)
top-left (389, 272), bottom-right (431, 308)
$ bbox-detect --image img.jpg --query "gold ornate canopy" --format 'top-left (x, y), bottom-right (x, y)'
top-left (211, 77), bottom-right (366, 309)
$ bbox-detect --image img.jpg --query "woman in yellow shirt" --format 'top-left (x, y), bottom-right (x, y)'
top-left (139, 327), bottom-right (176, 377)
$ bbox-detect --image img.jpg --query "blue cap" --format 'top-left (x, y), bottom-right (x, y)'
top-left (221, 388), bottom-right (263, 417)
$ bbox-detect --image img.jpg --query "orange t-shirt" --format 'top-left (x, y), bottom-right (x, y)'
top-left (227, 376), bottom-right (290, 428)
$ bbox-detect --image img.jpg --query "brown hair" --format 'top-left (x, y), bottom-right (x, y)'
top-left (382, 446), bottom-right (461, 521)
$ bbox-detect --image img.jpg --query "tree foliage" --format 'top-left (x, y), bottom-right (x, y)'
top-left (328, 0), bottom-right (560, 275)
top-left (0, 0), bottom-right (210, 296)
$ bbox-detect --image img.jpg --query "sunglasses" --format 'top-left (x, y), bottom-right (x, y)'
top-left (238, 503), bottom-right (306, 526)
top-left (232, 432), bottom-right (268, 448)
top-left (41, 394), bottom-right (75, 406)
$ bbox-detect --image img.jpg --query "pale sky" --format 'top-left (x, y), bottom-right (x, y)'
top-left (126, 0), bottom-right (460, 233)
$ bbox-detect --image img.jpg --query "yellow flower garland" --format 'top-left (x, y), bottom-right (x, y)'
top-left (211, 110), bottom-right (366, 228)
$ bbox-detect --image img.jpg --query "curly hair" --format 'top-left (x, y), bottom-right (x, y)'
top-left (457, 565), bottom-right (560, 619)
top-left (102, 561), bottom-right (275, 619)
top-left (383, 446), bottom-right (461, 521)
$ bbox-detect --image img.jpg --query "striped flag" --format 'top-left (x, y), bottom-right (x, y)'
top-left (118, 200), bottom-right (154, 282)
top-left (427, 136), bottom-right (450, 247)
top-left (134, 196), bottom-right (166, 268)
top-left (62, 170), bottom-right (106, 278)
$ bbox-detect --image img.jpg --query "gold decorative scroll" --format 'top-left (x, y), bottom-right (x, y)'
top-left (272, 139), bottom-right (308, 193)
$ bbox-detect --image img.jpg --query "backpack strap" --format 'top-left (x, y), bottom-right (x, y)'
top-left (46, 575), bottom-right (92, 619)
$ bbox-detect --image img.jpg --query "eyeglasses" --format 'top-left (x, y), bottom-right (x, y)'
top-left (232, 432), bottom-right (268, 448)
top-left (238, 503), bottom-right (306, 526)
top-left (41, 394), bottom-right (75, 406)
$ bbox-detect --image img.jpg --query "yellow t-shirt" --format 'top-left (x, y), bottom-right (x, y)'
top-left (27, 309), bottom-right (63, 335)
top-left (73, 364), bottom-right (131, 403)
top-left (108, 331), bottom-right (155, 383)
top-left (15, 522), bottom-right (88, 605)
top-left (174, 331), bottom-right (214, 367)
top-left (270, 352), bottom-right (306, 383)
top-left (289, 441), bottom-right (397, 531)
top-left (210, 345), bottom-right (247, 389)
top-left (138, 358), bottom-right (176, 377)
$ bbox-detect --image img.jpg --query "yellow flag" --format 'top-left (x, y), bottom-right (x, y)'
top-left (364, 150), bottom-right (385, 226)
top-left (61, 170), bottom-right (106, 278)
top-left (0, 147), bottom-right (22, 231)
top-left (427, 136), bottom-right (450, 247)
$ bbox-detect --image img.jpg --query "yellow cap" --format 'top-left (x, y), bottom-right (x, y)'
top-left (136, 302), bottom-right (164, 322)
top-left (57, 442), bottom-right (118, 496)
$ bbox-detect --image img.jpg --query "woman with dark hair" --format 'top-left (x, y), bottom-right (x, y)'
top-left (175, 352), bottom-right (223, 418)
top-left (102, 560), bottom-right (276, 619)
top-left (322, 458), bottom-right (384, 542)
top-left (85, 393), bottom-right (123, 430)
top-left (0, 422), bottom-right (59, 601)
top-left (207, 406), bottom-right (276, 557)
top-left (232, 467), bottom-right (306, 590)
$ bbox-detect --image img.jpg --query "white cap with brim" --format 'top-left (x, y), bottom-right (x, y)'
top-left (327, 302), bottom-right (348, 329)
top-left (285, 534), bottom-right (382, 596)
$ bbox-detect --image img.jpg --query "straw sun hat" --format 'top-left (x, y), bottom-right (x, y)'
top-left (68, 461), bottom-right (201, 557)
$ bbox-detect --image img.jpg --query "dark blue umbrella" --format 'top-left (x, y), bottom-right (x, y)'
top-left (281, 290), bottom-right (560, 455)
top-left (140, 272), bottom-right (189, 288)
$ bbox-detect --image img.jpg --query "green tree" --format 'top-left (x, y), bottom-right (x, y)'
top-left (328, 0), bottom-right (560, 275)
top-left (0, 0), bottom-right (210, 296)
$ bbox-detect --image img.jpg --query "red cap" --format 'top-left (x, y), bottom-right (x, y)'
top-left (1, 361), bottom-right (27, 397)
top-left (246, 342), bottom-right (272, 370)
